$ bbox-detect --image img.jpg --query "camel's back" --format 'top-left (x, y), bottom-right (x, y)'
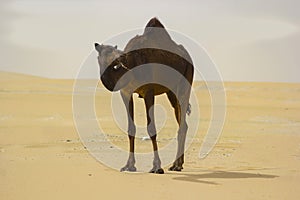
top-left (121, 18), bottom-right (194, 96)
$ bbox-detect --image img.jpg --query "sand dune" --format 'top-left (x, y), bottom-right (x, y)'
top-left (1, 71), bottom-right (300, 200)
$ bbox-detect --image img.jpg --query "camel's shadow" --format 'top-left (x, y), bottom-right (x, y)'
top-left (169, 171), bottom-right (278, 185)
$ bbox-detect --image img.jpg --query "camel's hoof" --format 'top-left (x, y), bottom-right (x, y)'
top-left (120, 166), bottom-right (137, 172)
top-left (149, 168), bottom-right (164, 174)
top-left (168, 165), bottom-right (183, 171)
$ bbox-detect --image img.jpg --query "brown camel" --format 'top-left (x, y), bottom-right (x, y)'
top-left (95, 17), bottom-right (194, 174)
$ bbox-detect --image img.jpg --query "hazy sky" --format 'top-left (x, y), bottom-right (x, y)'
top-left (0, 0), bottom-right (299, 82)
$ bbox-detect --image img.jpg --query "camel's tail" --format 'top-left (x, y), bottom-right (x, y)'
top-left (187, 103), bottom-right (192, 116)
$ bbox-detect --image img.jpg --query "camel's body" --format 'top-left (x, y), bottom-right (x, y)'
top-left (95, 18), bottom-right (194, 173)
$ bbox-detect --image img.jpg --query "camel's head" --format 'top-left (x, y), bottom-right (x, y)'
top-left (95, 43), bottom-right (129, 91)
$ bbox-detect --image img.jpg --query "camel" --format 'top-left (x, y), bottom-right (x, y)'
top-left (94, 17), bottom-right (194, 174)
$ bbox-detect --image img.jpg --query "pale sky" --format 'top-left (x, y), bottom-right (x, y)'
top-left (0, 0), bottom-right (299, 82)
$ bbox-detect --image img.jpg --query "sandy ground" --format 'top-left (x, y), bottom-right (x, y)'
top-left (1, 71), bottom-right (300, 200)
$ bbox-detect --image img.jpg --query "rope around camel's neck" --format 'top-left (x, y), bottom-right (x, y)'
top-left (119, 62), bottom-right (130, 71)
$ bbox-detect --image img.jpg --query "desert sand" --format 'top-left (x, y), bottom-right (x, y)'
top-left (1, 71), bottom-right (300, 200)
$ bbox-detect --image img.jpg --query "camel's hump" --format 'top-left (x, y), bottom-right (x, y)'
top-left (145, 17), bottom-right (165, 28)
top-left (124, 18), bottom-right (173, 52)
top-left (124, 17), bottom-right (193, 64)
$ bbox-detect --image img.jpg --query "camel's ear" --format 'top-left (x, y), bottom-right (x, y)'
top-left (114, 45), bottom-right (117, 49)
top-left (94, 43), bottom-right (103, 52)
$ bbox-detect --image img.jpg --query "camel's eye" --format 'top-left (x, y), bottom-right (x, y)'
top-left (113, 64), bottom-right (121, 70)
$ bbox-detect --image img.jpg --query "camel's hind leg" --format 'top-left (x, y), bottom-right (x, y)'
top-left (144, 90), bottom-right (164, 174)
top-left (167, 91), bottom-right (189, 171)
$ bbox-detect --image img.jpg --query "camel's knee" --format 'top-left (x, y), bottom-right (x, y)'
top-left (147, 128), bottom-right (156, 138)
top-left (128, 124), bottom-right (136, 137)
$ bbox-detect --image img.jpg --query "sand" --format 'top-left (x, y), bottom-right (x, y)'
top-left (1, 71), bottom-right (300, 200)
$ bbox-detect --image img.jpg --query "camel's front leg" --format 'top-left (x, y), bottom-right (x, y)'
top-left (120, 91), bottom-right (136, 172)
top-left (144, 91), bottom-right (164, 174)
